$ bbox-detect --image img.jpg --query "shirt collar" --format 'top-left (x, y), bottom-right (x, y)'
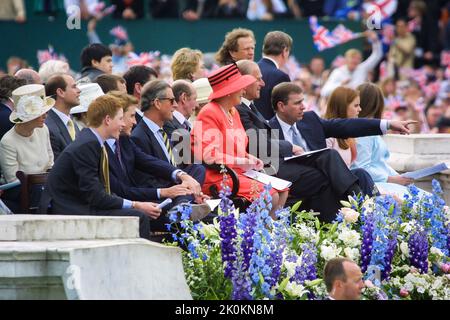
top-left (106, 138), bottom-right (116, 150)
top-left (52, 107), bottom-right (71, 126)
top-left (89, 128), bottom-right (105, 146)
top-left (276, 114), bottom-right (295, 132)
top-left (263, 56), bottom-right (279, 69)
top-left (142, 116), bottom-right (162, 135)
top-left (241, 97), bottom-right (252, 108)
top-left (173, 110), bottom-right (187, 125)
top-left (135, 108), bottom-right (143, 117)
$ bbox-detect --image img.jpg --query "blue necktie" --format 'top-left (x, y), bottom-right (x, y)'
top-left (291, 126), bottom-right (307, 150)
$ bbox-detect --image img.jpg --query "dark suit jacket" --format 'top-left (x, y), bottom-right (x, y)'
top-left (254, 58), bottom-right (290, 120)
top-left (43, 128), bottom-right (123, 214)
top-left (236, 102), bottom-right (293, 159)
top-left (163, 117), bottom-right (184, 137)
top-left (0, 103), bottom-right (13, 141)
top-left (131, 120), bottom-right (176, 187)
top-left (106, 135), bottom-right (177, 201)
top-left (269, 111), bottom-right (383, 151)
top-left (46, 109), bottom-right (79, 160)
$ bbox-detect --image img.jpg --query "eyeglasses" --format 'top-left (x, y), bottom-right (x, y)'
top-left (158, 97), bottom-right (176, 104)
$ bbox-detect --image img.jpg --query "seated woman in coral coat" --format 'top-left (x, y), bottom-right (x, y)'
top-left (191, 63), bottom-right (288, 218)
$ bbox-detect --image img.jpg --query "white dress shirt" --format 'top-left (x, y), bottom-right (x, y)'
top-left (52, 107), bottom-right (73, 130)
top-left (173, 110), bottom-right (191, 130)
top-left (275, 114), bottom-right (309, 151)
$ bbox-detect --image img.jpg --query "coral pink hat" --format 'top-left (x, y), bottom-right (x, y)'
top-left (208, 63), bottom-right (256, 100)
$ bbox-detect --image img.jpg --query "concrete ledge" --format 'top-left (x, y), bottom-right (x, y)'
top-left (0, 215), bottom-right (139, 241)
top-left (384, 134), bottom-right (450, 203)
top-left (0, 216), bottom-right (192, 300)
top-left (0, 239), bottom-right (192, 300)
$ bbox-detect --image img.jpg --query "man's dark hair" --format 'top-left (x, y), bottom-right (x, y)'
top-left (0, 75), bottom-right (26, 101)
top-left (323, 258), bottom-right (354, 293)
top-left (140, 80), bottom-right (171, 112)
top-left (271, 82), bottom-right (302, 111)
top-left (94, 74), bottom-right (126, 94)
top-left (45, 75), bottom-right (68, 98)
top-left (123, 65), bottom-right (158, 95)
top-left (262, 31), bottom-right (293, 56)
top-left (172, 80), bottom-right (193, 103)
top-left (80, 43), bottom-right (112, 68)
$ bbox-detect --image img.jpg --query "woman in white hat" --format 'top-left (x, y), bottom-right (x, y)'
top-left (70, 83), bottom-right (105, 130)
top-left (0, 84), bottom-right (55, 212)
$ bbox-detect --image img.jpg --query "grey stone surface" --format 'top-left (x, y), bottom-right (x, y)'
top-left (384, 134), bottom-right (450, 203)
top-left (0, 216), bottom-right (192, 300)
top-left (0, 215), bottom-right (139, 241)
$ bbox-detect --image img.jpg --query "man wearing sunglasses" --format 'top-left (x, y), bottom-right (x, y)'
top-left (131, 80), bottom-right (209, 217)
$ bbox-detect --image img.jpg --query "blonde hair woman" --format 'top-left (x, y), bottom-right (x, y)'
top-left (171, 48), bottom-right (205, 81)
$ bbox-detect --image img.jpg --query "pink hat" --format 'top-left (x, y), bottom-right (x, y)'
top-left (208, 63), bottom-right (256, 100)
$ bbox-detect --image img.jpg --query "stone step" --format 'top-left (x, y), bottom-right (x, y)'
top-left (0, 215), bottom-right (139, 241)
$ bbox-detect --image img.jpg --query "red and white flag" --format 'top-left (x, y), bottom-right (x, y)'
top-left (364, 0), bottom-right (398, 20)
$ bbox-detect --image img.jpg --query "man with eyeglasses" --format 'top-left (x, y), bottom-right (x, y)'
top-left (164, 80), bottom-right (198, 135)
top-left (131, 80), bottom-right (209, 218)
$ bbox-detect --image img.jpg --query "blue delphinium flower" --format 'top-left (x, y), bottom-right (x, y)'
top-left (360, 211), bottom-right (375, 273)
top-left (248, 184), bottom-right (279, 298)
top-left (218, 174), bottom-right (238, 279)
top-left (408, 228), bottom-right (429, 274)
top-left (363, 196), bottom-right (398, 280)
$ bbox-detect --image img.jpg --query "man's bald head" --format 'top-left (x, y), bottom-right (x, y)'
top-left (14, 69), bottom-right (42, 85)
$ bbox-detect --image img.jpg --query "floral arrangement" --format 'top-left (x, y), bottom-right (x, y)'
top-left (165, 176), bottom-right (450, 300)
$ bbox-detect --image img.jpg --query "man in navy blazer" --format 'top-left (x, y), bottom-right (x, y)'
top-left (131, 80), bottom-right (206, 190)
top-left (105, 91), bottom-right (208, 225)
top-left (45, 75), bottom-right (81, 160)
top-left (253, 31), bottom-right (292, 120)
top-left (41, 95), bottom-right (162, 239)
top-left (269, 82), bottom-right (415, 221)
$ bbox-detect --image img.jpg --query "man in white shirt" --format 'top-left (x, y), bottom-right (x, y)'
top-left (321, 31), bottom-right (383, 98)
top-left (45, 74), bottom-right (81, 160)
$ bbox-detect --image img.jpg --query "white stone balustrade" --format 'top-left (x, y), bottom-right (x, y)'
top-left (384, 134), bottom-right (450, 203)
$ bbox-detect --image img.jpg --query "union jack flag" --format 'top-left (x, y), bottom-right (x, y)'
top-left (127, 52), bottom-right (160, 68)
top-left (110, 26), bottom-right (129, 41)
top-left (309, 17), bottom-right (336, 51)
top-left (331, 24), bottom-right (360, 44)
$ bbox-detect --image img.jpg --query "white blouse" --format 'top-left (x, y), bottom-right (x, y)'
top-left (0, 125), bottom-right (54, 183)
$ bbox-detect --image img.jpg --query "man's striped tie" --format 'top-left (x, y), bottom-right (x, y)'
top-left (159, 129), bottom-right (176, 166)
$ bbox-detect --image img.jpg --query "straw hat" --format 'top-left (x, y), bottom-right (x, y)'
top-left (70, 83), bottom-right (104, 115)
top-left (192, 78), bottom-right (213, 104)
top-left (207, 63), bottom-right (256, 100)
top-left (10, 84), bottom-right (55, 124)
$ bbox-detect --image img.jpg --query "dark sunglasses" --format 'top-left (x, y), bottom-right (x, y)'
top-left (158, 97), bottom-right (176, 104)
